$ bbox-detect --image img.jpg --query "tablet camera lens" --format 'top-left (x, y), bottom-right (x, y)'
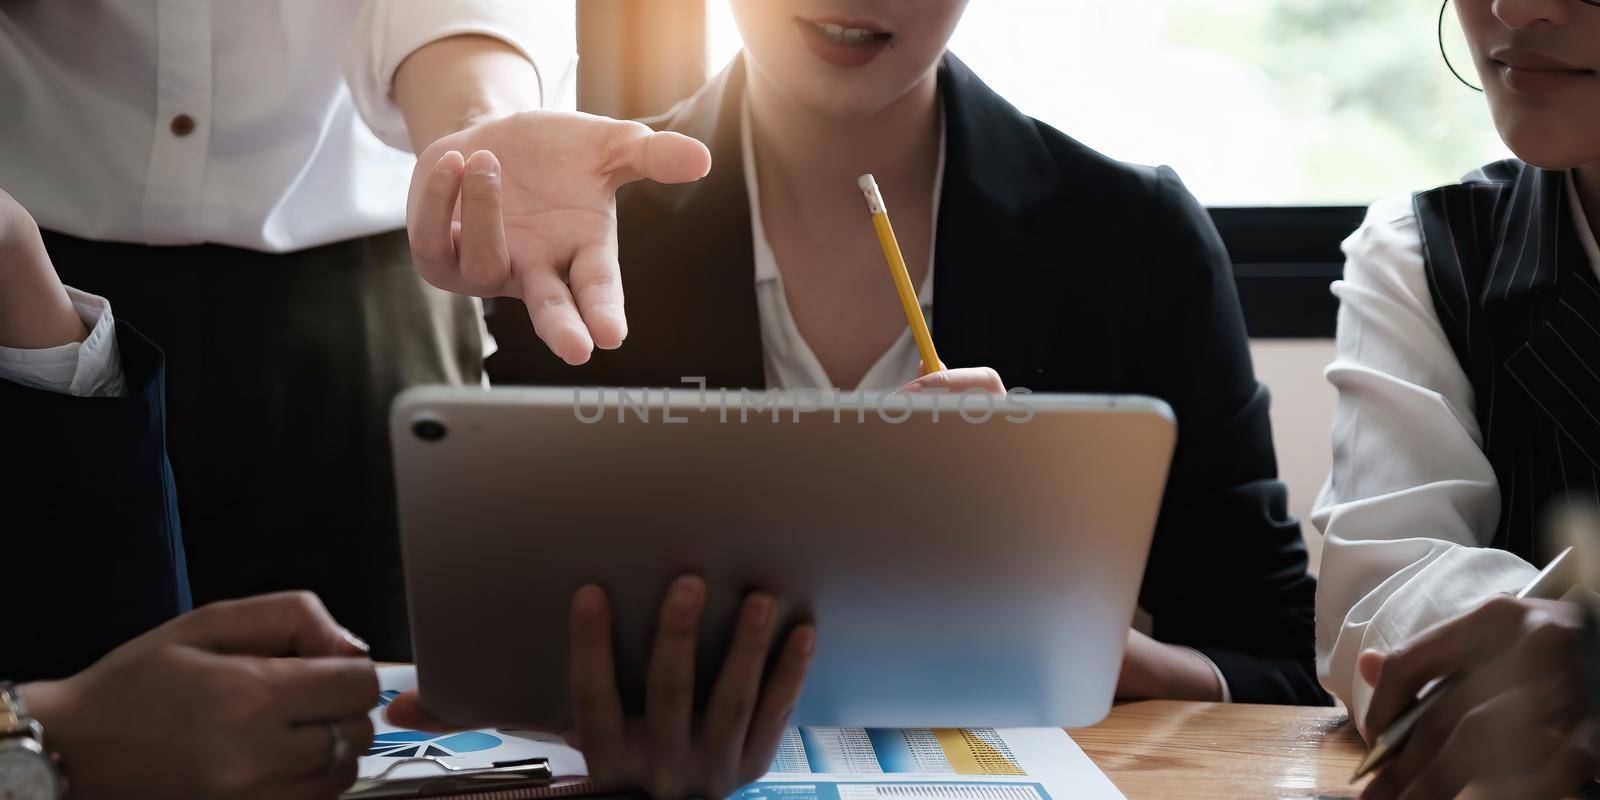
top-left (412, 419), bottom-right (447, 442)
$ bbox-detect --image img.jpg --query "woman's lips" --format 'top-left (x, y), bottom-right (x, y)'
top-left (796, 18), bottom-right (891, 69)
top-left (1492, 48), bottom-right (1597, 94)
top-left (1498, 63), bottom-right (1596, 93)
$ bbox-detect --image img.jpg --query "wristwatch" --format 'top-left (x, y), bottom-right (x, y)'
top-left (0, 682), bottom-right (62, 800)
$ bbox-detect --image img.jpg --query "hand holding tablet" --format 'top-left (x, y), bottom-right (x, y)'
top-left (385, 577), bottom-right (815, 799)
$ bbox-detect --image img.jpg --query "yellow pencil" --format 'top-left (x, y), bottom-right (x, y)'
top-left (858, 174), bottom-right (941, 376)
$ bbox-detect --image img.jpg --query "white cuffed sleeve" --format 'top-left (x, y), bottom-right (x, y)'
top-left (0, 287), bottom-right (127, 397)
top-left (1311, 194), bottom-right (1535, 740)
top-left (344, 0), bottom-right (579, 151)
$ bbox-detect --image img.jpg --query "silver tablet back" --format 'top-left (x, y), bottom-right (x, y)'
top-left (392, 387), bottom-right (1174, 729)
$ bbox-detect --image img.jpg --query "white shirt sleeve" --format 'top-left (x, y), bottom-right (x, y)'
top-left (0, 288), bottom-right (128, 398)
top-left (344, 0), bottom-right (579, 152)
top-left (1311, 195), bottom-right (1536, 739)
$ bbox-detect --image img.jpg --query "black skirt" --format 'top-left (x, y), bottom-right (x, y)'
top-left (43, 228), bottom-right (484, 660)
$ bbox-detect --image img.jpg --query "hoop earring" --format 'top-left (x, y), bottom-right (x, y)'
top-left (1439, 0), bottom-right (1485, 92)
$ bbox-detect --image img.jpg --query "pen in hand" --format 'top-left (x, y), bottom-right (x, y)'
top-left (1349, 545), bottom-right (1579, 782)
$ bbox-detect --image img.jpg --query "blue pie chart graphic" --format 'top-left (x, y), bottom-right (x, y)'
top-left (367, 689), bottom-right (503, 759)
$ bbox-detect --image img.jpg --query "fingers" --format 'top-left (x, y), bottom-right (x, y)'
top-left (264, 656), bottom-right (380, 723)
top-left (1363, 599), bottom-right (1593, 800)
top-left (458, 150), bottom-right (512, 290)
top-left (703, 593), bottom-right (778, 791)
top-left (606, 121), bottom-right (712, 189)
top-left (1363, 596), bottom-right (1525, 735)
top-left (521, 267), bottom-right (594, 366)
top-left (901, 367), bottom-right (1006, 395)
top-left (1366, 676), bottom-right (1570, 800)
top-left (1385, 689), bottom-right (1536, 800)
top-left (409, 149), bottom-right (510, 294)
top-left (569, 243), bottom-right (627, 351)
top-left (275, 716), bottom-right (374, 782)
top-left (1362, 680), bottom-right (1524, 799)
top-left (739, 624), bottom-right (816, 781)
top-left (408, 150), bottom-right (465, 284)
top-left (1370, 671), bottom-right (1505, 790)
top-left (569, 584), bottom-right (626, 784)
top-left (382, 690), bottom-right (462, 733)
top-left (645, 576), bottom-right (707, 799)
top-left (184, 591), bottom-right (368, 658)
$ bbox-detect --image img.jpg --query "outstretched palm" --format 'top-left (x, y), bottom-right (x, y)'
top-left (407, 110), bottom-right (711, 365)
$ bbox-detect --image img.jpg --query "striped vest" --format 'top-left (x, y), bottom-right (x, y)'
top-left (1414, 160), bottom-right (1600, 561)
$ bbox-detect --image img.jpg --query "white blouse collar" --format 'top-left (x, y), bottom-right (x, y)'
top-left (1566, 170), bottom-right (1600, 279)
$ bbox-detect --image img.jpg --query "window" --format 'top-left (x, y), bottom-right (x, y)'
top-left (705, 0), bottom-right (1509, 207)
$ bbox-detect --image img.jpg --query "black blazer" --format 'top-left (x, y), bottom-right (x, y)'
top-left (489, 54), bottom-right (1324, 705)
top-left (9, 321), bottom-right (191, 681)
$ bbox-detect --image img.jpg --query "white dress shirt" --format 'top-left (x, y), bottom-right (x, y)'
top-left (741, 93), bottom-right (937, 391)
top-left (1313, 173), bottom-right (1600, 732)
top-left (0, 289), bottom-right (126, 398)
top-left (0, 1), bottom-right (576, 253)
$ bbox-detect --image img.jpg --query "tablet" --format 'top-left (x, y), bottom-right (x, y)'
top-left (392, 386), bottom-right (1174, 729)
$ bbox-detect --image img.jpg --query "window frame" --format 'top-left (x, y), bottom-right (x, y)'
top-left (1212, 206), bottom-right (1362, 339)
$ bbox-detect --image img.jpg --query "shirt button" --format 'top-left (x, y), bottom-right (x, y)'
top-left (169, 114), bottom-right (196, 137)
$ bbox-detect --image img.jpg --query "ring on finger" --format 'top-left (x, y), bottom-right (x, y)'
top-left (327, 721), bottom-right (351, 772)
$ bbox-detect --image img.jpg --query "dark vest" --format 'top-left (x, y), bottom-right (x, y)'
top-left (1415, 160), bottom-right (1600, 561)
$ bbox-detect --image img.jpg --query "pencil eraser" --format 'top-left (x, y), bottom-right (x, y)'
top-left (858, 173), bottom-right (886, 214)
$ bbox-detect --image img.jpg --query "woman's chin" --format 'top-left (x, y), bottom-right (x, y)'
top-left (1491, 106), bottom-right (1600, 171)
top-left (749, 50), bottom-right (937, 123)
top-left (761, 74), bottom-right (882, 114)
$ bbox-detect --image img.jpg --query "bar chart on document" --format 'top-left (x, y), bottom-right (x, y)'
top-left (773, 728), bottom-right (1025, 776)
top-left (734, 726), bottom-right (1124, 800)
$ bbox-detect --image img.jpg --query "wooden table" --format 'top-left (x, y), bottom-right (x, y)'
top-left (1070, 700), bottom-right (1371, 799)
top-left (383, 663), bottom-right (1370, 798)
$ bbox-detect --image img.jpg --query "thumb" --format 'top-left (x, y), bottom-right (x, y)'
top-left (181, 591), bottom-right (370, 658)
top-left (902, 366), bottom-right (1006, 394)
top-left (1358, 649), bottom-right (1385, 687)
top-left (384, 690), bottom-right (463, 733)
top-left (607, 123), bottom-right (712, 187)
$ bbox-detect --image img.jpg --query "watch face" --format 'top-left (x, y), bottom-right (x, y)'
top-left (0, 746), bottom-right (58, 800)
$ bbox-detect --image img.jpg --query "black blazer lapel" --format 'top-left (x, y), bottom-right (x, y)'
top-left (615, 59), bottom-right (765, 389)
top-left (931, 54), bottom-right (1068, 381)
